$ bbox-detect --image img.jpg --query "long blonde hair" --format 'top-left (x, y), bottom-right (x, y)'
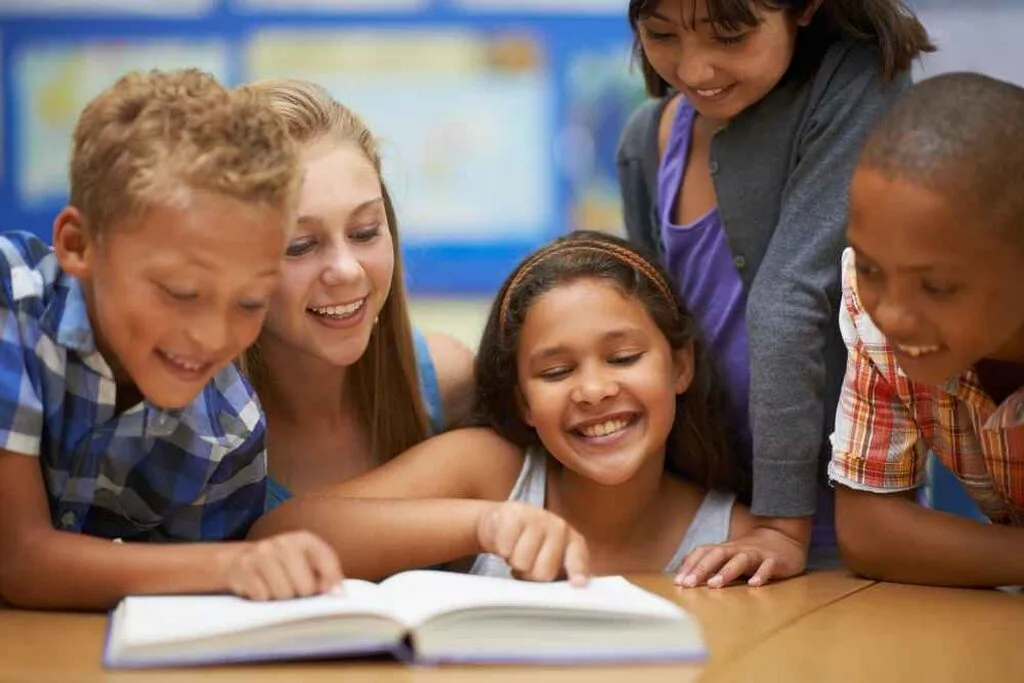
top-left (240, 78), bottom-right (430, 464)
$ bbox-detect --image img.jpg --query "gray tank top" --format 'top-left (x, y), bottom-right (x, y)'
top-left (469, 447), bottom-right (736, 578)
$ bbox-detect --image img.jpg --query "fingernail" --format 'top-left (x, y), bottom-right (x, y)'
top-left (683, 574), bottom-right (697, 587)
top-left (708, 575), bottom-right (722, 588)
top-left (748, 576), bottom-right (763, 587)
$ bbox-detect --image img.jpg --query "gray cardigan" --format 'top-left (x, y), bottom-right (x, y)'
top-left (616, 40), bottom-right (910, 517)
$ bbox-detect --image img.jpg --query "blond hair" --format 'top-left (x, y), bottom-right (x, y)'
top-left (69, 68), bottom-right (301, 233)
top-left (240, 78), bottom-right (431, 464)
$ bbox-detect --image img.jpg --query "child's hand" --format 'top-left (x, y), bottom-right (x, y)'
top-left (222, 530), bottom-right (343, 600)
top-left (476, 502), bottom-right (590, 586)
top-left (675, 527), bottom-right (807, 588)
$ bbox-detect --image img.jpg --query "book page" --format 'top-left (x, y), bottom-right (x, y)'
top-left (377, 571), bottom-right (687, 628)
top-left (117, 579), bottom-right (400, 647)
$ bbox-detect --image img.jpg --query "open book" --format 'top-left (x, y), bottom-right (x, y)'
top-left (104, 570), bottom-right (705, 668)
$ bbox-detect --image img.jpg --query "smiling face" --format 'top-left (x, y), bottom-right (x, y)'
top-left (259, 138), bottom-right (395, 369)
top-left (515, 278), bottom-right (692, 486)
top-left (56, 192), bottom-right (286, 410)
top-left (636, 0), bottom-right (814, 122)
top-left (847, 168), bottom-right (1024, 385)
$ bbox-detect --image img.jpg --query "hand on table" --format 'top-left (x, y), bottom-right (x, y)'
top-left (222, 530), bottom-right (343, 600)
top-left (676, 526), bottom-right (807, 588)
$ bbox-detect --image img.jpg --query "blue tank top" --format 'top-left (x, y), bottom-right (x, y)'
top-left (264, 328), bottom-right (446, 511)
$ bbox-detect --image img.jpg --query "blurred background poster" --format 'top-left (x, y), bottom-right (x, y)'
top-left (13, 39), bottom-right (229, 206)
top-left (231, 0), bottom-right (428, 13)
top-left (246, 29), bottom-right (553, 247)
top-left (0, 0), bottom-right (214, 16)
top-left (0, 0), bottom-right (1020, 307)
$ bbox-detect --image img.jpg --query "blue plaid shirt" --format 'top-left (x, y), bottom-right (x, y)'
top-left (0, 232), bottom-right (267, 541)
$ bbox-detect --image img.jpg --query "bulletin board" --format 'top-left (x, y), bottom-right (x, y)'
top-left (0, 0), bottom-right (645, 295)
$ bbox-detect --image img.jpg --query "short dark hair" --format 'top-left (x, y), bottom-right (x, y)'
top-left (859, 72), bottom-right (1024, 244)
top-left (473, 230), bottom-right (747, 497)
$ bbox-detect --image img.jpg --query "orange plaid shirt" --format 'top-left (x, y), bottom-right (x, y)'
top-left (829, 249), bottom-right (1024, 525)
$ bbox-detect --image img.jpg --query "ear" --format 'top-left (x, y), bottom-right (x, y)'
top-left (515, 385), bottom-right (534, 427)
top-left (672, 340), bottom-right (696, 395)
top-left (52, 206), bottom-right (96, 280)
top-left (796, 0), bottom-right (823, 27)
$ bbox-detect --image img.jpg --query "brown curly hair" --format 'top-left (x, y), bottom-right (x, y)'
top-left (69, 68), bottom-right (302, 234)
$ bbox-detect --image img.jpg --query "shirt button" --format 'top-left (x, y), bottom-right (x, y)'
top-left (733, 255), bottom-right (747, 270)
top-left (709, 160), bottom-right (720, 175)
top-left (60, 511), bottom-right (76, 528)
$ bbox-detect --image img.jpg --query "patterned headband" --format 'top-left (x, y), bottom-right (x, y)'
top-left (498, 240), bottom-right (678, 336)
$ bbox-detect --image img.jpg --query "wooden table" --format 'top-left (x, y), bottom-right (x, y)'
top-left (704, 581), bottom-right (1024, 682)
top-left (0, 571), bottom-right (870, 682)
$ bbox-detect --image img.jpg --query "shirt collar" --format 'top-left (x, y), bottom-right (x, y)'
top-left (39, 274), bottom-right (260, 443)
top-left (943, 368), bottom-right (1024, 430)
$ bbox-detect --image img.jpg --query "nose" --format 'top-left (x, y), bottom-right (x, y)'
top-left (676, 45), bottom-right (716, 88)
top-left (870, 296), bottom-right (920, 341)
top-left (570, 363), bottom-right (620, 406)
top-left (187, 308), bottom-right (232, 355)
top-left (321, 243), bottom-right (363, 286)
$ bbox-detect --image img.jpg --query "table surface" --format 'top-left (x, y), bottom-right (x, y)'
top-left (703, 580), bottom-right (1024, 683)
top-left (0, 571), bottom-right (872, 683)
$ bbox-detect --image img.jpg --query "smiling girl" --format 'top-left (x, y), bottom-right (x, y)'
top-left (254, 231), bottom-right (764, 582)
top-left (617, 0), bottom-right (934, 586)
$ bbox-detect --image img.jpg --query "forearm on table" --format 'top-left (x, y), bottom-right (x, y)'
top-left (250, 497), bottom-right (490, 580)
top-left (836, 486), bottom-right (1024, 587)
top-left (0, 529), bottom-right (246, 610)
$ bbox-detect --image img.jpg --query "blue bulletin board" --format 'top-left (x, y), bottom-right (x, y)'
top-left (0, 0), bottom-right (645, 296)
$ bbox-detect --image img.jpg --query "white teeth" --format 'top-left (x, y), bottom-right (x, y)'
top-left (309, 299), bottom-right (364, 319)
top-left (579, 418), bottom-right (631, 438)
top-left (896, 344), bottom-right (940, 357)
top-left (696, 87), bottom-right (726, 97)
top-left (162, 351), bottom-right (204, 372)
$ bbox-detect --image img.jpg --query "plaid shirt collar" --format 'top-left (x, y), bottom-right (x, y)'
top-left (850, 259), bottom-right (1024, 431)
top-left (39, 272), bottom-right (240, 442)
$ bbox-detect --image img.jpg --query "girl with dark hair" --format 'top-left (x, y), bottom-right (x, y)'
top-left (618, 0), bottom-right (934, 586)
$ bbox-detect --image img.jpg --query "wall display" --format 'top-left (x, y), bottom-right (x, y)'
top-left (12, 39), bottom-right (229, 206)
top-left (0, 1), bottom-right (214, 17)
top-left (247, 29), bottom-right (553, 246)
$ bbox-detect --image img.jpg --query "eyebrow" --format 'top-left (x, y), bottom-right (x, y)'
top-left (646, 10), bottom-right (712, 25)
top-left (849, 244), bottom-right (952, 274)
top-left (297, 197), bottom-right (384, 227)
top-left (528, 329), bottom-right (643, 363)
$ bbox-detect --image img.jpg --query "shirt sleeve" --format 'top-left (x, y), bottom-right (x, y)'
top-left (0, 298), bottom-right (44, 456)
top-left (746, 46), bottom-right (911, 516)
top-left (827, 249), bottom-right (926, 492)
top-left (195, 419), bottom-right (268, 541)
top-left (616, 97), bottom-right (668, 259)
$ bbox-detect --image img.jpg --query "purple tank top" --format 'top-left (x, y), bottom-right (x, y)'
top-left (657, 99), bottom-right (753, 463)
top-left (656, 100), bottom-right (838, 559)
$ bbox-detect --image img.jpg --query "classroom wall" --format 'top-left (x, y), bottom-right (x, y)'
top-left (0, 1), bottom-right (1020, 517)
top-left (0, 2), bottom-right (1020, 350)
top-left (0, 1), bottom-right (641, 356)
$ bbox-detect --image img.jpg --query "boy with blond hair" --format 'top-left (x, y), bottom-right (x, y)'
top-left (0, 69), bottom-right (340, 610)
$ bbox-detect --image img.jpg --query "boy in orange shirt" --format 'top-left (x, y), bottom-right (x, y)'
top-left (830, 72), bottom-right (1024, 587)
